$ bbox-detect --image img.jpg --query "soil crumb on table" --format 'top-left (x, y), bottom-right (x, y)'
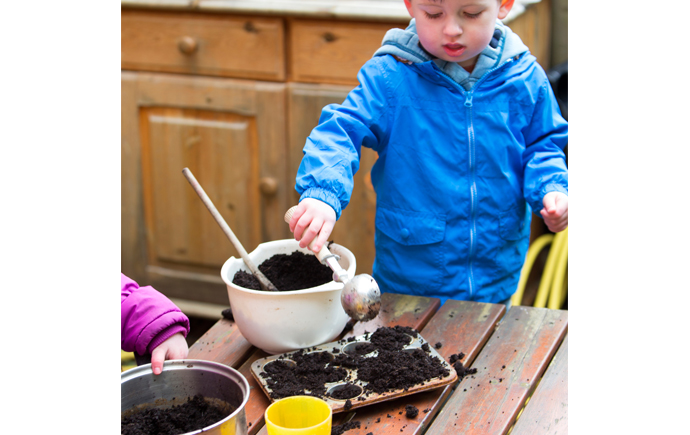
top-left (331, 420), bottom-right (360, 435)
top-left (221, 308), bottom-right (234, 321)
top-left (121, 394), bottom-right (231, 435)
top-left (448, 352), bottom-right (477, 380)
top-left (405, 404), bottom-right (419, 418)
top-left (232, 250), bottom-right (333, 291)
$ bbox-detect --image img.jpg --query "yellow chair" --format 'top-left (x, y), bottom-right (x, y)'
top-left (121, 350), bottom-right (137, 372)
top-left (511, 227), bottom-right (568, 309)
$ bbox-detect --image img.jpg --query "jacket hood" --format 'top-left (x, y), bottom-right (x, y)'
top-left (374, 18), bottom-right (529, 90)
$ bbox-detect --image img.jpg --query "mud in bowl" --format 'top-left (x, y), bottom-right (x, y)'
top-left (121, 359), bottom-right (250, 435)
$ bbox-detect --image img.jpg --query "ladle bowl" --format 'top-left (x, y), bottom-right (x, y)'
top-left (341, 274), bottom-right (381, 322)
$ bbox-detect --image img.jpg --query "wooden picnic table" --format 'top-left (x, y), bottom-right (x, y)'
top-left (188, 293), bottom-right (568, 435)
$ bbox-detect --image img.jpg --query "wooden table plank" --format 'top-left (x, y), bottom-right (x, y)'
top-left (509, 334), bottom-right (568, 435)
top-left (187, 318), bottom-right (254, 369)
top-left (325, 300), bottom-right (506, 435)
top-left (253, 292), bottom-right (442, 435)
top-left (425, 306), bottom-right (568, 435)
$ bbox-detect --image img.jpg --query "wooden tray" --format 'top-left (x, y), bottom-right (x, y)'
top-left (250, 330), bottom-right (458, 413)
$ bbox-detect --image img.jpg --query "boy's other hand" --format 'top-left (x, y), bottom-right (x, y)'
top-left (540, 192), bottom-right (568, 233)
top-left (289, 198), bottom-right (336, 253)
top-left (150, 332), bottom-right (189, 375)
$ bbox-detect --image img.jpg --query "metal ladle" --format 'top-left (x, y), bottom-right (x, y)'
top-left (284, 206), bottom-right (381, 322)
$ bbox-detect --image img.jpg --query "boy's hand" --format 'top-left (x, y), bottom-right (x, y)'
top-left (288, 198), bottom-right (336, 253)
top-left (540, 192), bottom-right (568, 233)
top-left (150, 332), bottom-right (189, 375)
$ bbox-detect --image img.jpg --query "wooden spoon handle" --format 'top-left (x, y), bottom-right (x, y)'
top-left (182, 168), bottom-right (278, 292)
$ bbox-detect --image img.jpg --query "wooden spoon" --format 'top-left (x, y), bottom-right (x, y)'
top-left (182, 168), bottom-right (278, 292)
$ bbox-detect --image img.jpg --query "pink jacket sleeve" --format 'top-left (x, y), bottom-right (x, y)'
top-left (121, 273), bottom-right (190, 355)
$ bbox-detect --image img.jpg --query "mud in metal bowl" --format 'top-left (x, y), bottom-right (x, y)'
top-left (220, 239), bottom-right (354, 355)
top-left (121, 359), bottom-right (250, 435)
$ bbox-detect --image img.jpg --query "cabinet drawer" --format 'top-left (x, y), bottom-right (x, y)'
top-left (288, 19), bottom-right (406, 86)
top-left (122, 10), bottom-right (285, 81)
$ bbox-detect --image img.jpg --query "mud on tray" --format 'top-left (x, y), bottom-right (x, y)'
top-left (250, 325), bottom-right (458, 413)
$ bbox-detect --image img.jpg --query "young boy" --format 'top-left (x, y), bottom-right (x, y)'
top-left (288, 0), bottom-right (568, 305)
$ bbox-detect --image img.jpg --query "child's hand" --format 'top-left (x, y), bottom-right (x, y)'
top-left (540, 192), bottom-right (568, 233)
top-left (151, 332), bottom-right (189, 375)
top-left (288, 198), bottom-right (336, 253)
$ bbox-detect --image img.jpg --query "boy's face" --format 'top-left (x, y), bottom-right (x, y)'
top-left (404, 0), bottom-right (512, 69)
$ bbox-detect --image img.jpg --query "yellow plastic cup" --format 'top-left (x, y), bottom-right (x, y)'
top-left (265, 396), bottom-right (332, 435)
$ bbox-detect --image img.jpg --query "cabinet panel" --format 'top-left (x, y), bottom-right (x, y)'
top-left (122, 10), bottom-right (286, 81)
top-left (122, 71), bottom-right (289, 305)
top-left (288, 19), bottom-right (406, 86)
top-left (141, 107), bottom-right (260, 268)
top-left (287, 83), bottom-right (377, 275)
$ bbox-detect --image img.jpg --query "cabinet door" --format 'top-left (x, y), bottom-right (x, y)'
top-left (287, 83), bottom-right (377, 275)
top-left (122, 71), bottom-right (289, 306)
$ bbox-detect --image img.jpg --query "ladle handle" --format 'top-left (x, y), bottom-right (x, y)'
top-left (183, 168), bottom-right (278, 292)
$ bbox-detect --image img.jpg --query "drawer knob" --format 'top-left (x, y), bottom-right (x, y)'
top-left (178, 36), bottom-right (198, 55)
top-left (244, 21), bottom-right (259, 33)
top-left (323, 32), bottom-right (337, 43)
top-left (259, 177), bottom-right (278, 196)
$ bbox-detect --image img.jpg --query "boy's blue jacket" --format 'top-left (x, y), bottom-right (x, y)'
top-left (295, 19), bottom-right (568, 304)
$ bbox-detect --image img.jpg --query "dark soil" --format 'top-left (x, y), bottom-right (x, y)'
top-left (221, 308), bottom-right (234, 321)
top-left (232, 249), bottom-right (333, 291)
top-left (259, 326), bottom-right (452, 400)
top-left (405, 404), bottom-right (419, 418)
top-left (448, 352), bottom-right (477, 379)
top-left (261, 351), bottom-right (348, 398)
top-left (121, 394), bottom-right (233, 435)
top-left (332, 420), bottom-right (360, 435)
top-left (328, 383), bottom-right (362, 400)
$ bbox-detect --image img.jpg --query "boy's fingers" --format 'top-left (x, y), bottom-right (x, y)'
top-left (294, 213), bottom-right (312, 243)
top-left (305, 218), bottom-right (324, 251)
top-left (314, 220), bottom-right (334, 253)
top-left (289, 205), bottom-right (306, 233)
top-left (554, 194), bottom-right (568, 216)
top-left (542, 193), bottom-right (556, 214)
top-left (539, 208), bottom-right (550, 221)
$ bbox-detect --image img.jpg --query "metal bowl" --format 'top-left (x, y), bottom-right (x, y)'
top-left (220, 239), bottom-right (354, 355)
top-left (121, 359), bottom-right (250, 435)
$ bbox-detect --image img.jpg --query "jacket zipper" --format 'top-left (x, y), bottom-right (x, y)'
top-left (431, 58), bottom-right (518, 298)
top-left (464, 92), bottom-right (477, 298)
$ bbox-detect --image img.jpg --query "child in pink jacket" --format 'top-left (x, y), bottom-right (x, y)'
top-left (121, 273), bottom-right (190, 374)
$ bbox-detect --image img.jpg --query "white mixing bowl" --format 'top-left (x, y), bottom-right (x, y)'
top-left (220, 239), bottom-right (354, 354)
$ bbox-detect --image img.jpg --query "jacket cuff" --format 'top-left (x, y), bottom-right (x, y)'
top-left (147, 324), bottom-right (188, 354)
top-left (300, 188), bottom-right (343, 220)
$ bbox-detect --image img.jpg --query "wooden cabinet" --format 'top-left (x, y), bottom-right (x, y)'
top-left (121, 10), bottom-right (400, 313)
top-left (122, 71), bottom-right (289, 306)
top-left (121, 1), bottom-right (552, 315)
